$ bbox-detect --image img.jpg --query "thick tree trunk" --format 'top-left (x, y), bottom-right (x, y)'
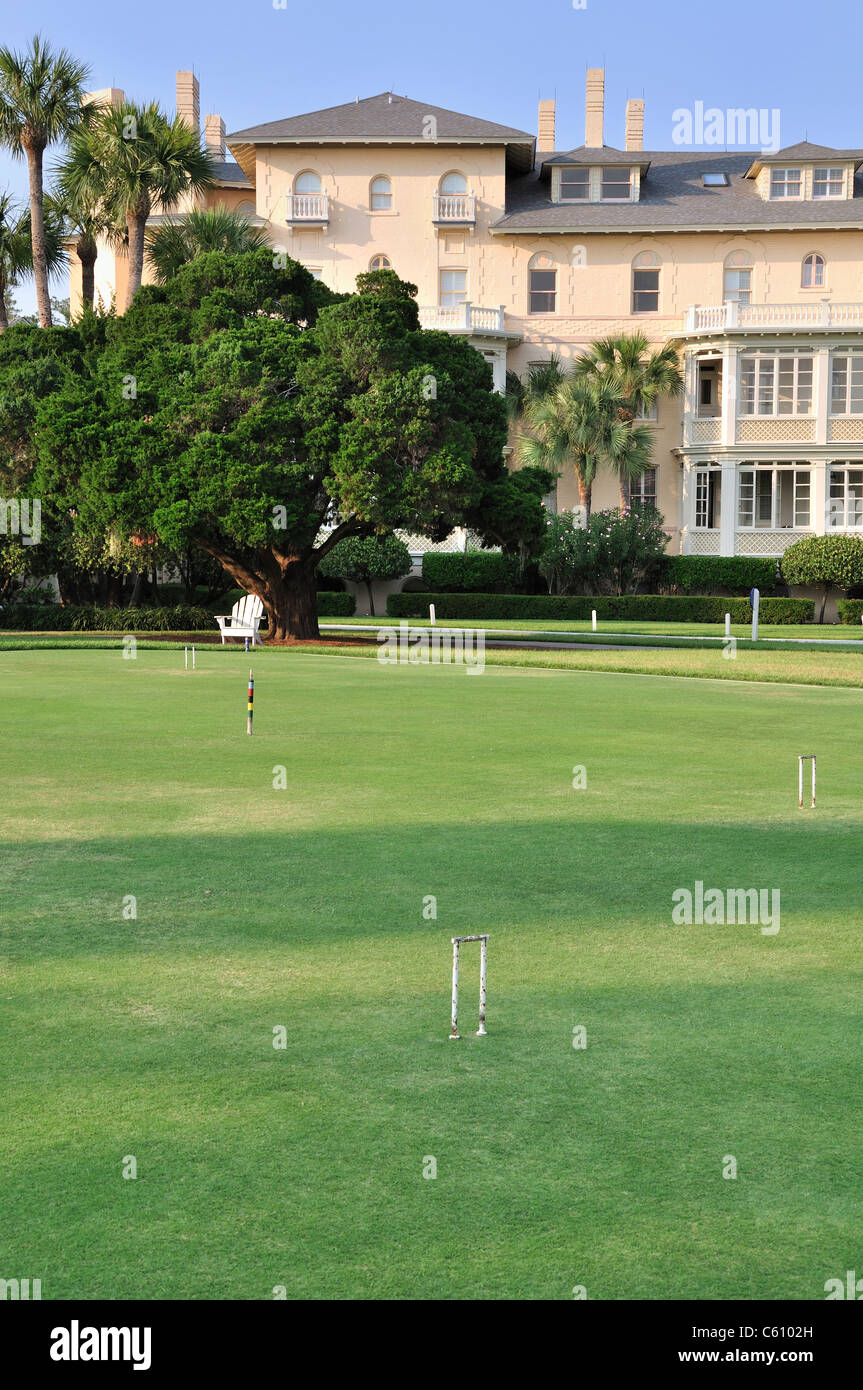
top-left (25, 143), bottom-right (52, 329)
top-left (125, 206), bottom-right (149, 310)
top-left (263, 563), bottom-right (320, 642)
top-left (619, 478), bottom-right (630, 511)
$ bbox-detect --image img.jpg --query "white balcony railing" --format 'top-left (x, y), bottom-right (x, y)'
top-left (419, 303), bottom-right (506, 334)
top-left (432, 193), bottom-right (476, 223)
top-left (285, 193), bottom-right (329, 222)
top-left (685, 301), bottom-right (863, 334)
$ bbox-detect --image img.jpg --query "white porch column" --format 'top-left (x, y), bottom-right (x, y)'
top-left (680, 462), bottom-right (695, 554)
top-left (814, 347), bottom-right (830, 446)
top-left (683, 350), bottom-right (698, 447)
top-left (812, 459), bottom-right (828, 535)
top-left (490, 346), bottom-right (507, 395)
top-left (721, 344), bottom-right (739, 447)
top-left (720, 460), bottom-right (737, 555)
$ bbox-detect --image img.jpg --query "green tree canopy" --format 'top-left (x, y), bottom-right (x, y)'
top-left (781, 534), bottom-right (863, 623)
top-left (317, 533), bottom-right (412, 616)
top-left (26, 254), bottom-right (549, 640)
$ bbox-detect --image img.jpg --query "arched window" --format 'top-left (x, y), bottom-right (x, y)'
top-left (369, 254), bottom-right (392, 271)
top-left (440, 171), bottom-right (467, 195)
top-left (632, 251), bottom-right (660, 314)
top-left (294, 171), bottom-right (321, 194)
top-left (370, 176), bottom-right (392, 211)
top-left (724, 250), bottom-right (753, 305)
top-left (236, 201), bottom-right (256, 216)
top-left (528, 252), bottom-right (557, 314)
top-left (802, 252), bottom-right (826, 288)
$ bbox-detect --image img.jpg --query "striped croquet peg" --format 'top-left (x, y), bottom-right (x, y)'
top-left (247, 669), bottom-right (254, 736)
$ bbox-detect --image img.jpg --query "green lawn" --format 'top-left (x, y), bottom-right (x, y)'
top-left (1, 647), bottom-right (861, 1300)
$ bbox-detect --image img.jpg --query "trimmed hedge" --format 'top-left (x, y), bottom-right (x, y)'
top-left (422, 552), bottom-right (520, 593)
top-left (662, 555), bottom-right (777, 595)
top-left (0, 604), bottom-right (213, 631)
top-left (837, 599), bottom-right (863, 625)
top-left (1, 591), bottom-right (356, 630)
top-left (387, 592), bottom-right (814, 624)
top-left (317, 591), bottom-right (355, 616)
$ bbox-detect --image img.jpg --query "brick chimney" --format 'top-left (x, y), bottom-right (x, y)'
top-left (585, 68), bottom-right (605, 148)
top-left (625, 98), bottom-right (645, 152)
top-left (538, 99), bottom-right (556, 153)
top-left (205, 114), bottom-right (225, 161)
top-left (176, 70), bottom-right (200, 132)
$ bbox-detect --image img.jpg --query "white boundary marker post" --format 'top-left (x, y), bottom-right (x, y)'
top-left (449, 934), bottom-right (489, 1039)
top-left (798, 754), bottom-right (816, 809)
top-left (591, 609), bottom-right (597, 632)
top-left (725, 613), bottom-right (731, 638)
top-left (184, 645), bottom-right (188, 670)
top-left (429, 603), bottom-right (436, 626)
top-left (751, 587), bottom-right (760, 642)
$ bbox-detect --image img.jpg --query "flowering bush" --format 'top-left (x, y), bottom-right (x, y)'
top-left (539, 505), bottom-right (668, 595)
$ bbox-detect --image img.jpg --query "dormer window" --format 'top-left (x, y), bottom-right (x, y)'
top-left (770, 167), bottom-right (802, 199)
top-left (601, 168), bottom-right (631, 200)
top-left (813, 166), bottom-right (844, 198)
top-left (560, 168), bottom-right (590, 200)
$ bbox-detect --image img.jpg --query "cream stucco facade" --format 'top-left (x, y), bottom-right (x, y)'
top-left (72, 69), bottom-right (863, 560)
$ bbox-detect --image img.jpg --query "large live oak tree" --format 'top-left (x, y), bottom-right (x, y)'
top-left (32, 253), bottom-right (552, 640)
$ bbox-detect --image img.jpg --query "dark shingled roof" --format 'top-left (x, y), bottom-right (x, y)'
top-left (210, 160), bottom-right (251, 187)
top-left (492, 151), bottom-right (863, 232)
top-left (542, 145), bottom-right (650, 169)
top-left (754, 141), bottom-right (863, 163)
top-left (228, 92), bottom-right (534, 145)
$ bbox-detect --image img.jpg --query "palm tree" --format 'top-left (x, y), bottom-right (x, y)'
top-left (505, 352), bottom-right (565, 424)
top-left (518, 372), bottom-right (649, 525)
top-left (52, 185), bottom-right (122, 314)
top-left (0, 35), bottom-right (90, 327)
top-left (145, 206), bottom-right (269, 283)
top-left (0, 190), bottom-right (66, 331)
top-left (572, 332), bottom-right (683, 506)
top-left (58, 101), bottom-right (216, 310)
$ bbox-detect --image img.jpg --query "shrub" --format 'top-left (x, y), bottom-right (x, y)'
top-left (538, 507), bottom-right (668, 596)
top-left (318, 535), bottom-right (411, 616)
top-left (661, 556), bottom-right (777, 595)
top-left (316, 591), bottom-right (355, 616)
top-left (781, 535), bottom-right (863, 622)
top-left (421, 551), bottom-right (521, 593)
top-left (386, 592), bottom-right (814, 624)
top-left (836, 599), bottom-right (863, 625)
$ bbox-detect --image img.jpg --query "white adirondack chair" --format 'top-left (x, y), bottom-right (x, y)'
top-left (215, 594), bottom-right (265, 646)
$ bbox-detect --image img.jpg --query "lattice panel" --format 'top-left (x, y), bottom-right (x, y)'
top-left (686, 531), bottom-right (720, 554)
top-left (735, 530), bottom-right (809, 555)
top-left (737, 419), bottom-right (815, 443)
top-left (691, 419), bottom-right (721, 443)
top-left (828, 418), bottom-right (863, 443)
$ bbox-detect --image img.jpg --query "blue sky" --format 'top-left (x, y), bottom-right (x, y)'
top-left (3, 0), bottom-right (860, 313)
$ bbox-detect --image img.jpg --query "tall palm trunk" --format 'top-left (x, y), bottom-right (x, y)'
top-left (0, 274), bottom-right (8, 332)
top-left (576, 471), bottom-right (592, 526)
top-left (619, 478), bottom-right (630, 511)
top-left (125, 199), bottom-right (149, 309)
top-left (24, 140), bottom-right (51, 327)
top-left (76, 232), bottom-right (97, 310)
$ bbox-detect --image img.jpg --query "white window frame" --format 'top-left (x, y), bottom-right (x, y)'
top-left (723, 266), bottom-right (752, 304)
top-left (829, 464), bottom-right (863, 528)
top-left (801, 252), bottom-right (826, 289)
top-left (769, 167), bottom-right (802, 199)
top-left (739, 351), bottom-right (814, 417)
top-left (528, 261), bottom-right (557, 315)
top-left (630, 467), bottom-right (657, 509)
top-left (369, 254), bottom-right (392, 271)
top-left (737, 464), bottom-right (811, 530)
top-left (370, 176), bottom-right (393, 211)
top-left (830, 351), bottom-right (863, 415)
top-left (600, 167), bottom-right (632, 201)
top-left (294, 171), bottom-right (322, 194)
top-left (559, 167), bottom-right (591, 202)
top-left (694, 465), bottom-right (721, 529)
top-left (439, 268), bottom-right (467, 307)
top-left (813, 166), bottom-right (845, 199)
top-left (632, 266), bottom-right (660, 314)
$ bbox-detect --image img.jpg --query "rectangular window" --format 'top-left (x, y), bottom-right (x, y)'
top-left (724, 269), bottom-right (751, 304)
top-left (830, 353), bottom-right (863, 415)
top-left (813, 166), bottom-right (844, 198)
top-left (439, 269), bottom-right (467, 307)
top-left (630, 468), bottom-right (657, 509)
top-left (560, 168), bottom-right (590, 200)
top-left (737, 465), bottom-right (811, 529)
top-left (529, 268), bottom-right (557, 314)
top-left (829, 466), bottom-right (863, 527)
top-left (632, 269), bottom-right (659, 314)
top-left (694, 468), bottom-right (721, 528)
top-left (601, 168), bottom-right (631, 200)
top-left (739, 353), bottom-right (813, 415)
top-left (770, 167), bottom-right (802, 198)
